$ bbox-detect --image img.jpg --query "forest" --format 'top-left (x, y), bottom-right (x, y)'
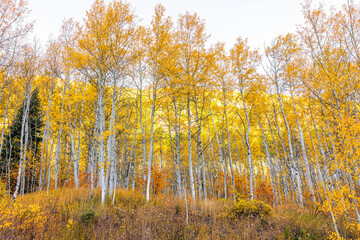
top-left (0, 0), bottom-right (360, 239)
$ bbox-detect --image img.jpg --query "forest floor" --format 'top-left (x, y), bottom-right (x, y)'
top-left (0, 187), bottom-right (355, 239)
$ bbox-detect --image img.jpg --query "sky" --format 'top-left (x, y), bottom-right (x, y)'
top-left (27, 0), bottom-right (344, 51)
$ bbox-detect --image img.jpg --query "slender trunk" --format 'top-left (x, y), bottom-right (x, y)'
top-left (131, 128), bottom-right (137, 191)
top-left (75, 85), bottom-right (86, 188)
top-left (291, 92), bottom-right (315, 202)
top-left (70, 130), bottom-right (78, 188)
top-left (258, 115), bottom-right (278, 204)
top-left (96, 86), bottom-right (106, 204)
top-left (266, 113), bottom-right (283, 203)
top-left (146, 91), bottom-right (156, 202)
top-left (107, 84), bottom-right (117, 196)
top-left (90, 135), bottom-right (95, 197)
top-left (39, 80), bottom-right (54, 191)
top-left (239, 82), bottom-right (254, 200)
top-left (194, 98), bottom-right (207, 199)
top-left (54, 79), bottom-right (70, 190)
top-left (275, 80), bottom-right (303, 206)
top-left (14, 86), bottom-right (32, 200)
top-left (223, 91), bottom-right (235, 197)
top-left (210, 104), bottom-right (226, 198)
top-left (138, 81), bottom-right (147, 193)
top-left (187, 95), bottom-right (195, 199)
top-left (175, 101), bottom-right (182, 196)
top-left (168, 100), bottom-right (182, 196)
top-left (46, 138), bottom-right (54, 192)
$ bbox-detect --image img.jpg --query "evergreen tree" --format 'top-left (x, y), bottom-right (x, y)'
top-left (0, 88), bottom-right (43, 193)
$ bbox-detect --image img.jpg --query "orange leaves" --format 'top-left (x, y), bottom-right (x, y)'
top-left (151, 166), bottom-right (167, 195)
top-left (254, 181), bottom-right (274, 203)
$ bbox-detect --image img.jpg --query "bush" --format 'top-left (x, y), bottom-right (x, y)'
top-left (230, 198), bottom-right (273, 221)
top-left (80, 209), bottom-right (96, 225)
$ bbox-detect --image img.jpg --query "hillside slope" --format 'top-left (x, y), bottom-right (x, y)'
top-left (0, 187), bottom-right (350, 239)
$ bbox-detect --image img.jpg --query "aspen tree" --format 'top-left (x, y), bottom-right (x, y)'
top-left (230, 37), bottom-right (260, 200)
top-left (145, 4), bottom-right (172, 202)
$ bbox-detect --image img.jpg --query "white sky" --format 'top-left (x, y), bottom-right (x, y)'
top-left (28, 0), bottom-right (344, 51)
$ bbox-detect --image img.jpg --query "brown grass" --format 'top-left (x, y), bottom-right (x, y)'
top-left (0, 187), bottom-right (356, 239)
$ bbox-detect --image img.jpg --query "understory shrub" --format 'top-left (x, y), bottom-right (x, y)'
top-left (230, 198), bottom-right (274, 222)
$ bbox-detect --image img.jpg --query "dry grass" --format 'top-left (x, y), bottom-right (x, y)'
top-left (0, 187), bottom-right (356, 239)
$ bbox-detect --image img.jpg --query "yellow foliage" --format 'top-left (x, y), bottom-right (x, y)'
top-left (228, 198), bottom-right (274, 221)
top-left (0, 197), bottom-right (48, 234)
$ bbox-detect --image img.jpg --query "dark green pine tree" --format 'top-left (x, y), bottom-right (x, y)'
top-left (0, 88), bottom-right (43, 193)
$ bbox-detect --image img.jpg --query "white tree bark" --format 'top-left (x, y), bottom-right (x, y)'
top-left (107, 84), bottom-right (117, 196)
top-left (146, 92), bottom-right (156, 202)
top-left (187, 95), bottom-right (195, 199)
top-left (14, 85), bottom-right (32, 200)
top-left (239, 83), bottom-right (254, 200)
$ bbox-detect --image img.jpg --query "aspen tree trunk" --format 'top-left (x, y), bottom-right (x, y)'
top-left (187, 95), bottom-right (195, 199)
top-left (239, 84), bottom-right (254, 200)
top-left (290, 92), bottom-right (315, 202)
top-left (75, 84), bottom-right (86, 189)
top-left (222, 92), bottom-right (235, 196)
top-left (221, 117), bottom-right (228, 198)
top-left (207, 129), bottom-right (214, 195)
top-left (68, 93), bottom-right (78, 188)
top-left (14, 85), bottom-right (32, 200)
top-left (275, 80), bottom-right (303, 206)
top-left (194, 98), bottom-right (207, 199)
top-left (119, 137), bottom-right (127, 188)
top-left (146, 91), bottom-right (156, 202)
top-left (131, 127), bottom-right (137, 191)
top-left (39, 117), bottom-right (49, 190)
top-left (311, 105), bottom-right (336, 192)
top-left (201, 147), bottom-right (207, 200)
top-left (107, 84), bottom-right (117, 196)
top-left (89, 135), bottom-right (95, 197)
top-left (273, 107), bottom-right (292, 202)
top-left (20, 160), bottom-right (26, 195)
top-left (210, 104), bottom-right (227, 198)
top-left (70, 131), bottom-right (78, 188)
top-left (54, 79), bottom-right (70, 190)
top-left (321, 104), bottom-right (340, 183)
top-left (95, 85), bottom-right (106, 204)
top-left (139, 82), bottom-right (147, 193)
top-left (307, 121), bottom-right (322, 201)
top-left (197, 159), bottom-right (202, 198)
top-left (54, 128), bottom-right (62, 190)
top-left (167, 108), bottom-right (177, 190)
top-left (46, 137), bottom-right (54, 193)
top-left (174, 100), bottom-right (182, 196)
top-left (265, 113), bottom-right (283, 204)
top-left (308, 112), bottom-right (339, 234)
top-left (258, 116), bottom-right (278, 204)
top-left (39, 79), bottom-right (54, 191)
top-left (126, 136), bottom-right (132, 189)
top-left (167, 100), bottom-right (182, 196)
